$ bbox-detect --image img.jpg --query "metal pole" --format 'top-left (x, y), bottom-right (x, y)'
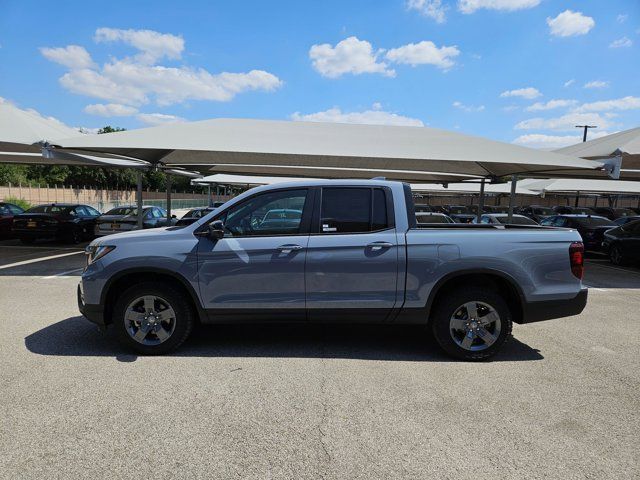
top-left (477, 178), bottom-right (486, 222)
top-left (136, 171), bottom-right (143, 230)
top-left (207, 184), bottom-right (212, 207)
top-left (574, 191), bottom-right (580, 208)
top-left (507, 175), bottom-right (517, 223)
top-left (166, 172), bottom-right (172, 223)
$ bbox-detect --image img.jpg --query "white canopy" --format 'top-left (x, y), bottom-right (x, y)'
top-left (556, 127), bottom-right (640, 176)
top-left (521, 178), bottom-right (640, 195)
top-left (195, 173), bottom-right (312, 186)
top-left (52, 118), bottom-right (613, 181)
top-left (411, 182), bottom-right (538, 196)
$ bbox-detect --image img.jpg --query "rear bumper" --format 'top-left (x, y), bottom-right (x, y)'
top-left (77, 284), bottom-right (106, 328)
top-left (520, 288), bottom-right (588, 324)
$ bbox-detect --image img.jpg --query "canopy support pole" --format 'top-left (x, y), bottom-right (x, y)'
top-left (574, 191), bottom-right (580, 208)
top-left (507, 175), bottom-right (517, 223)
top-left (166, 172), bottom-right (172, 223)
top-left (136, 171), bottom-right (143, 230)
top-left (207, 184), bottom-right (212, 207)
top-left (477, 178), bottom-right (486, 222)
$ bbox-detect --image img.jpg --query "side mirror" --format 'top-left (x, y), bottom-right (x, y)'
top-left (208, 220), bottom-right (225, 240)
top-left (171, 214), bottom-right (177, 219)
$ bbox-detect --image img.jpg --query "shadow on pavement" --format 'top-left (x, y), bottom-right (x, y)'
top-left (25, 316), bottom-right (543, 363)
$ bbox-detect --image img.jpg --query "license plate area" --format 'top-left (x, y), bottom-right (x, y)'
top-left (27, 221), bottom-right (37, 228)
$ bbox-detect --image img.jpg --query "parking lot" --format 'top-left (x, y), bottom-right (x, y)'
top-left (1, 239), bottom-right (639, 479)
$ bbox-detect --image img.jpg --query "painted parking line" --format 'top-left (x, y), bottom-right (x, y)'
top-left (0, 251), bottom-right (84, 271)
top-left (40, 267), bottom-right (85, 280)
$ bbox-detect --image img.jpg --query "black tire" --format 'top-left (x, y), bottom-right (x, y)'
top-left (609, 245), bottom-right (626, 266)
top-left (19, 237), bottom-right (35, 245)
top-left (112, 281), bottom-right (195, 355)
top-left (431, 287), bottom-right (512, 361)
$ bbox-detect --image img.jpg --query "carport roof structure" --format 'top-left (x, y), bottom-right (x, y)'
top-left (556, 127), bottom-right (640, 177)
top-left (411, 182), bottom-right (538, 196)
top-left (519, 178), bottom-right (640, 195)
top-left (51, 118), bottom-right (615, 181)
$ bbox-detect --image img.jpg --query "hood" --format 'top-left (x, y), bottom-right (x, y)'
top-left (90, 226), bottom-right (175, 246)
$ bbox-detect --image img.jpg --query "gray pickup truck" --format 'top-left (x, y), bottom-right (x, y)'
top-left (79, 180), bottom-right (587, 360)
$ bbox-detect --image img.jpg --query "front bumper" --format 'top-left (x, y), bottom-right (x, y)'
top-left (520, 288), bottom-right (588, 324)
top-left (77, 284), bottom-right (106, 328)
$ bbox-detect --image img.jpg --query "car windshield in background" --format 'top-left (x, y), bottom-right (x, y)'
top-left (533, 207), bottom-right (554, 215)
top-left (614, 209), bottom-right (635, 217)
top-left (26, 205), bottom-right (72, 214)
top-left (105, 207), bottom-right (136, 216)
top-left (574, 216), bottom-right (615, 227)
top-left (448, 206), bottom-right (468, 214)
top-left (496, 216), bottom-right (536, 225)
top-left (573, 208), bottom-right (593, 215)
top-left (416, 214), bottom-right (449, 223)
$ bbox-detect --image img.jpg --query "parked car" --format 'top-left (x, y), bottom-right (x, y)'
top-left (540, 214), bottom-right (616, 251)
top-left (445, 205), bottom-right (470, 215)
top-left (602, 220), bottom-right (640, 265)
top-left (0, 202), bottom-right (24, 237)
top-left (474, 214), bottom-right (538, 226)
top-left (518, 205), bottom-right (555, 223)
top-left (553, 206), bottom-right (596, 215)
top-left (450, 213), bottom-right (476, 223)
top-left (175, 207), bottom-right (216, 226)
top-left (415, 212), bottom-right (454, 224)
top-left (592, 207), bottom-right (637, 221)
top-left (79, 180), bottom-right (587, 361)
top-left (613, 215), bottom-right (640, 227)
top-left (95, 206), bottom-right (176, 236)
top-left (491, 206), bottom-right (510, 214)
top-left (12, 203), bottom-right (100, 244)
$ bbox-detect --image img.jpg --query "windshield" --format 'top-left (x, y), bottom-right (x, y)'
top-left (496, 216), bottom-right (536, 225)
top-left (533, 207), bottom-right (554, 215)
top-left (448, 206), bottom-right (468, 214)
top-left (416, 214), bottom-right (450, 224)
top-left (26, 205), bottom-right (72, 215)
top-left (574, 216), bottom-right (615, 227)
top-left (573, 208), bottom-right (594, 215)
top-left (105, 207), bottom-right (136, 216)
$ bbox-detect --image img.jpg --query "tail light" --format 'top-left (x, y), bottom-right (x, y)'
top-left (569, 241), bottom-right (584, 279)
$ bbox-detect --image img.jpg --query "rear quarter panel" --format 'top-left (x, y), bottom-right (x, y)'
top-left (404, 227), bottom-right (583, 308)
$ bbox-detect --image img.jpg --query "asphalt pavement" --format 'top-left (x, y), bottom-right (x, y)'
top-left (0, 240), bottom-right (638, 479)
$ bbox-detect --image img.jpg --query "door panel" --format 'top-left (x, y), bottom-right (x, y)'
top-left (305, 231), bottom-right (399, 320)
top-left (197, 235), bottom-right (309, 310)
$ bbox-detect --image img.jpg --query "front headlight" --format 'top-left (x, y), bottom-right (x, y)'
top-left (85, 245), bottom-right (116, 265)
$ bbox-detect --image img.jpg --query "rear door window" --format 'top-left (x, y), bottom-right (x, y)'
top-left (320, 187), bottom-right (390, 234)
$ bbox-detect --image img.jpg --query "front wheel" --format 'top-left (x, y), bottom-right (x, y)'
top-left (431, 287), bottom-right (512, 361)
top-left (113, 282), bottom-right (195, 354)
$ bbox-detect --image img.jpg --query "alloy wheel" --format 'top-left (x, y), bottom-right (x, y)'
top-left (124, 295), bottom-right (177, 346)
top-left (449, 301), bottom-right (501, 351)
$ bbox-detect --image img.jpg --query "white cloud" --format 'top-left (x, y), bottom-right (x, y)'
top-left (94, 27), bottom-right (184, 63)
top-left (609, 37), bottom-right (632, 48)
top-left (386, 41), bottom-right (460, 70)
top-left (564, 79), bottom-right (575, 88)
top-left (41, 28), bottom-right (282, 107)
top-left (584, 80), bottom-right (609, 89)
top-left (575, 96), bottom-right (640, 113)
top-left (513, 131), bottom-right (610, 149)
top-left (515, 112), bottom-right (612, 131)
top-left (453, 101), bottom-right (485, 112)
top-left (291, 105), bottom-right (424, 127)
top-left (525, 99), bottom-right (577, 112)
top-left (617, 14), bottom-right (628, 23)
top-left (39, 45), bottom-right (96, 70)
top-left (500, 87), bottom-right (542, 99)
top-left (309, 36), bottom-right (394, 78)
top-left (458, 0), bottom-right (540, 14)
top-left (406, 0), bottom-right (448, 23)
top-left (137, 113), bottom-right (186, 126)
top-left (546, 10), bottom-right (595, 37)
top-left (83, 103), bottom-right (139, 117)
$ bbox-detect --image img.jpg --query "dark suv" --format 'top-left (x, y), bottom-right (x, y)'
top-left (540, 215), bottom-right (616, 251)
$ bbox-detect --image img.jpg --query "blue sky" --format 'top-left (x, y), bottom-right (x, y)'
top-left (1, 0), bottom-right (638, 148)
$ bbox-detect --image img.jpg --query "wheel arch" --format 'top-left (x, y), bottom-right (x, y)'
top-left (425, 269), bottom-right (525, 325)
top-left (101, 268), bottom-right (205, 325)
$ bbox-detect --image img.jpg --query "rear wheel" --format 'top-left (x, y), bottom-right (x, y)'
top-left (431, 287), bottom-right (512, 361)
top-left (609, 245), bottom-right (626, 266)
top-left (113, 282), bottom-right (195, 354)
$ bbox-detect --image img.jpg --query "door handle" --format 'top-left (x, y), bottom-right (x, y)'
top-left (367, 241), bottom-right (393, 251)
top-left (277, 244), bottom-right (304, 253)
